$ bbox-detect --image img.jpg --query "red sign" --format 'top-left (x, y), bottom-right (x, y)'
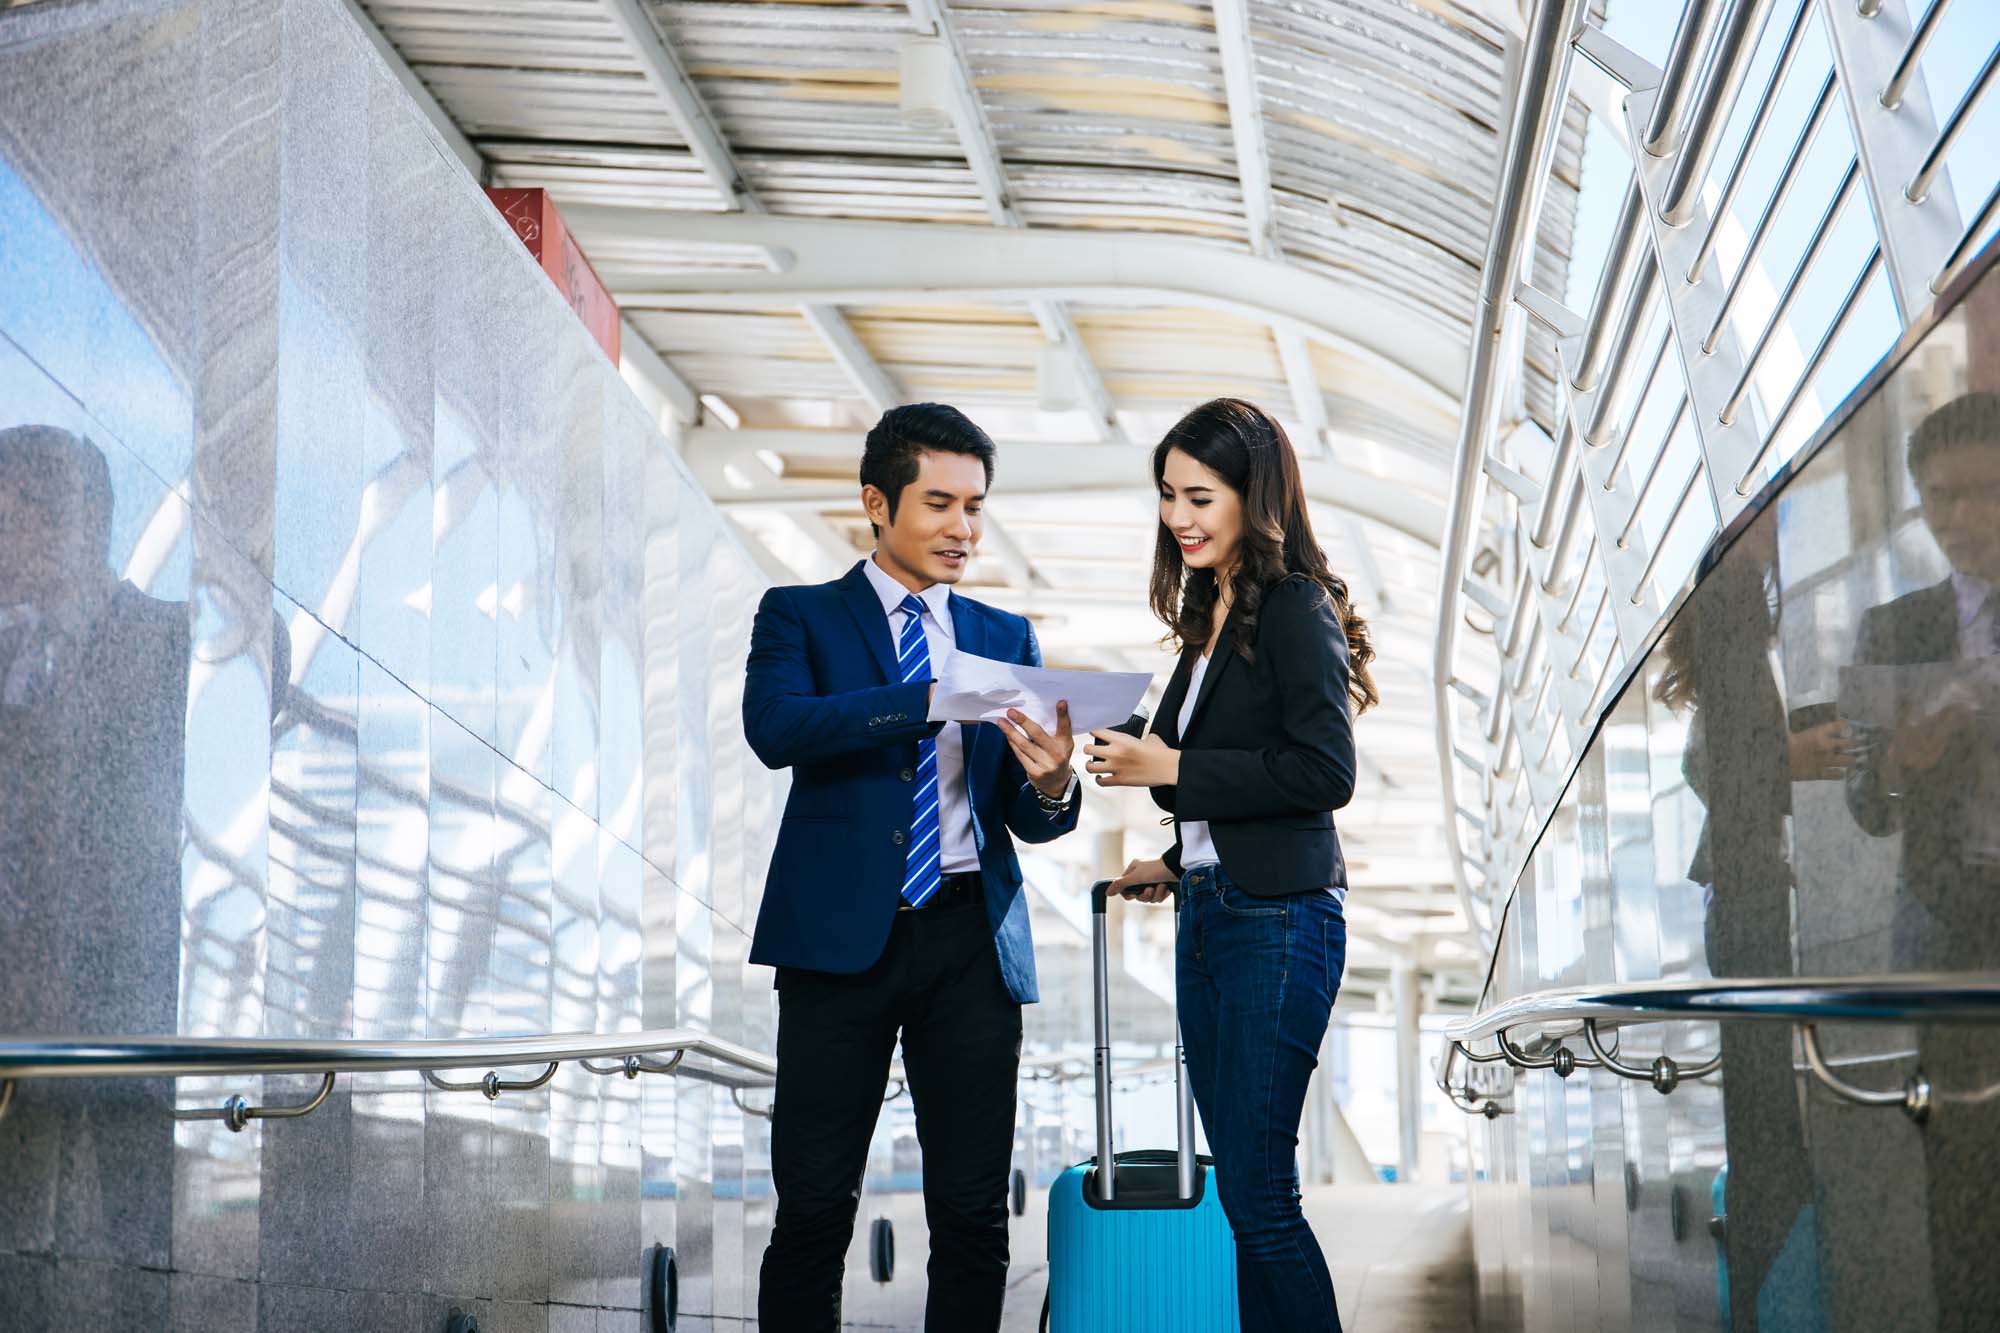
top-left (485, 188), bottom-right (621, 363)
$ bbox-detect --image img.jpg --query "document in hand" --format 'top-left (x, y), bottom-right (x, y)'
top-left (926, 649), bottom-right (1152, 735)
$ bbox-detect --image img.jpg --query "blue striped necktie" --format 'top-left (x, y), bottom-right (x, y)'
top-left (897, 593), bottom-right (943, 908)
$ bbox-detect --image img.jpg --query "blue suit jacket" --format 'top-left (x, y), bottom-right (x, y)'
top-left (743, 561), bottom-right (1080, 1003)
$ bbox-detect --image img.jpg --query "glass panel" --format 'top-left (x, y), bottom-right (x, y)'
top-left (1474, 241), bottom-right (2000, 1330)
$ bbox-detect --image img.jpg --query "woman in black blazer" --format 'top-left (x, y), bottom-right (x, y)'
top-left (1084, 398), bottom-right (1376, 1333)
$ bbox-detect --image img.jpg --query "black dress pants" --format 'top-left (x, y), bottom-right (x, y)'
top-left (757, 895), bottom-right (1023, 1333)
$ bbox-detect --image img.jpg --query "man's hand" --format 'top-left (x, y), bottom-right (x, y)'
top-left (1000, 701), bottom-right (1076, 799)
top-left (1083, 729), bottom-right (1181, 788)
top-left (1888, 700), bottom-right (1973, 774)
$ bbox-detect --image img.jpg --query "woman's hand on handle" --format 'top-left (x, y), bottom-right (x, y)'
top-left (1108, 857), bottom-right (1176, 905)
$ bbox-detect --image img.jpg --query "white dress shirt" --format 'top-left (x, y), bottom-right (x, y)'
top-left (864, 557), bottom-right (981, 875)
top-left (1953, 573), bottom-right (1997, 659)
top-left (1176, 652), bottom-right (1221, 869)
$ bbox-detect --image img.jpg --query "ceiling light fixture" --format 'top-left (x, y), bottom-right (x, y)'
top-left (699, 393), bottom-right (742, 430)
top-left (899, 38), bottom-right (954, 132)
top-left (1035, 342), bottom-right (1081, 412)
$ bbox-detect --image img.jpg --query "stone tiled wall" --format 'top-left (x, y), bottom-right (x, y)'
top-left (0, 0), bottom-right (783, 1326)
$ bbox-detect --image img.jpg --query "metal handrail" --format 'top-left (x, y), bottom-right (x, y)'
top-left (0, 1026), bottom-right (779, 1130)
top-left (1432, 0), bottom-right (1586, 940)
top-left (1437, 974), bottom-right (2000, 1123)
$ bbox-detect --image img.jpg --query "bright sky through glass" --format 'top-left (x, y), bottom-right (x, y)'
top-left (1567, 0), bottom-right (2000, 461)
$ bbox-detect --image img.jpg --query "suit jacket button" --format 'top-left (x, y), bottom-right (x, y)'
top-left (892, 830), bottom-right (906, 846)
top-left (900, 768), bottom-right (914, 783)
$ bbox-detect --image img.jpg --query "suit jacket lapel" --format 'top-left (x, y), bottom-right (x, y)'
top-left (1180, 606), bottom-right (1243, 742)
top-left (1155, 648), bottom-right (1198, 746)
top-left (1919, 579), bottom-right (1961, 661)
top-left (838, 561), bottom-right (900, 684)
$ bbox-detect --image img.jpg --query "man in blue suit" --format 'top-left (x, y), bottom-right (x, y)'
top-left (745, 403), bottom-right (1081, 1332)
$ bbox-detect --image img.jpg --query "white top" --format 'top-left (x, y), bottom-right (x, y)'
top-left (1176, 652), bottom-right (1221, 870)
top-left (863, 556), bottom-right (980, 874)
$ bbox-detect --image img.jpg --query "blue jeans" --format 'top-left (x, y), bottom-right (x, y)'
top-left (1177, 865), bottom-right (1346, 1332)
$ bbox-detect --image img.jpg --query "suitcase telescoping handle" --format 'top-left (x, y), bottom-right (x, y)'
top-left (1090, 879), bottom-right (1198, 1205)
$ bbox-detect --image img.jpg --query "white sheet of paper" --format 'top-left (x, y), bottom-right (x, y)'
top-left (926, 649), bottom-right (1152, 735)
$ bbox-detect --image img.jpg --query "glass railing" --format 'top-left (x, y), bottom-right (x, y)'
top-left (1458, 223), bottom-right (2000, 1330)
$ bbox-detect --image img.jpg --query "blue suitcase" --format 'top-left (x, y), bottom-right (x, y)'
top-left (1041, 881), bottom-right (1240, 1332)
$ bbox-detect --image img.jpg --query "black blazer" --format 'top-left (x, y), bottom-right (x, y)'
top-left (1148, 574), bottom-right (1357, 897)
top-left (1843, 578), bottom-right (1995, 924)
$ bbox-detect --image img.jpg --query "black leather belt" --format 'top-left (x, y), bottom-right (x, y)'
top-left (898, 872), bottom-right (984, 913)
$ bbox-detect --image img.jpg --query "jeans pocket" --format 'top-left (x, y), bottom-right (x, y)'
top-left (1214, 883), bottom-right (1285, 919)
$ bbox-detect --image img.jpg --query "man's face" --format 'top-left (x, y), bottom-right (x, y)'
top-left (0, 479), bottom-right (70, 605)
top-left (1915, 442), bottom-right (2000, 584)
top-left (866, 450), bottom-right (986, 590)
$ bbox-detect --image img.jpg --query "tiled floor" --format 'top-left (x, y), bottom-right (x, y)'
top-left (745, 1180), bottom-right (1473, 1330)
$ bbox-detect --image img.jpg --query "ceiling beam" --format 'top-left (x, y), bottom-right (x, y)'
top-left (1214, 0), bottom-right (1400, 592)
top-left (1213, 0), bottom-right (1277, 259)
top-left (595, 0), bottom-right (903, 412)
top-left (617, 317), bottom-right (700, 425)
top-left (580, 207), bottom-right (1463, 409)
top-left (599, 0), bottom-right (749, 209)
top-left (904, 0), bottom-right (1125, 445)
top-left (799, 305), bottom-right (899, 415)
top-left (904, 0), bottom-right (1012, 221)
top-left (682, 428), bottom-right (1444, 545)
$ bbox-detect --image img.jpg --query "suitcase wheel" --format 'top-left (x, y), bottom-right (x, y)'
top-left (870, 1216), bottom-right (896, 1283)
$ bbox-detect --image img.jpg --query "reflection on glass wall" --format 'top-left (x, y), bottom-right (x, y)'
top-left (1471, 243), bottom-right (2000, 1331)
top-left (0, 0), bottom-right (785, 1321)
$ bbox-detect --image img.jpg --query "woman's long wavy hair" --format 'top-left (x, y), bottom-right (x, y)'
top-left (1148, 398), bottom-right (1378, 713)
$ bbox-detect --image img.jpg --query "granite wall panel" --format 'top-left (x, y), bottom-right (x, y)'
top-left (0, 0), bottom-right (782, 1321)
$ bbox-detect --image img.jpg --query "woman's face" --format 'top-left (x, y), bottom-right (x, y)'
top-left (1159, 447), bottom-right (1244, 579)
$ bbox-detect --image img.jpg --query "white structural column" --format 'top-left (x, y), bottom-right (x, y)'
top-left (903, 0), bottom-right (1126, 444)
top-left (598, 0), bottom-right (905, 411)
top-left (1393, 963), bottom-right (1422, 1185)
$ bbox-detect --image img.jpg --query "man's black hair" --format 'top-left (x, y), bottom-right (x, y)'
top-left (859, 403), bottom-right (995, 536)
top-left (1909, 391), bottom-right (2000, 479)
top-left (0, 424), bottom-right (114, 562)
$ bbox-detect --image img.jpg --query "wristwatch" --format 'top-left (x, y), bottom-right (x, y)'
top-left (1033, 772), bottom-right (1079, 813)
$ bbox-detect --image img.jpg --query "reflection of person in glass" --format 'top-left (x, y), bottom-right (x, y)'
top-left (0, 424), bottom-right (189, 1038)
top-left (1655, 506), bottom-right (1848, 1330)
top-left (1846, 392), bottom-right (2000, 938)
top-left (1843, 391), bottom-right (2000, 1330)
